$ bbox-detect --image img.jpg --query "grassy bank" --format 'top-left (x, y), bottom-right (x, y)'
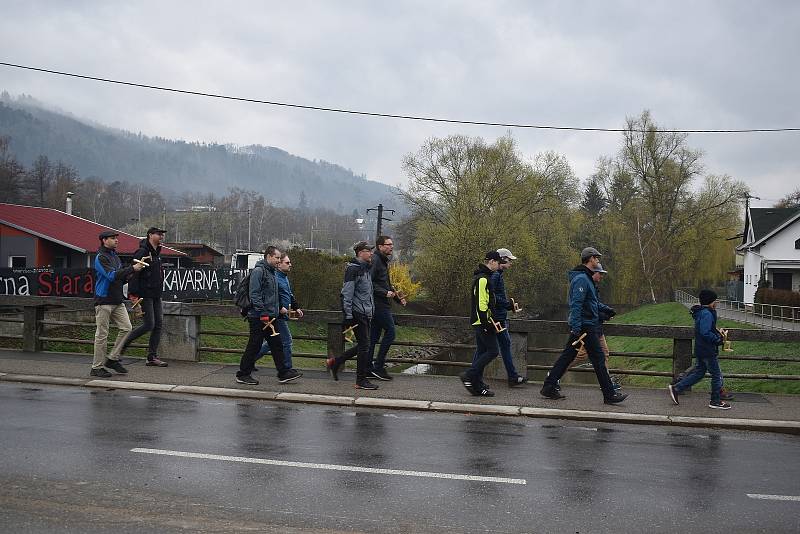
top-left (606, 302), bottom-right (800, 394)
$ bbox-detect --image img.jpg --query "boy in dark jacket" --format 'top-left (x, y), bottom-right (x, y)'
top-left (91, 230), bottom-right (144, 377)
top-left (121, 227), bottom-right (168, 366)
top-left (236, 246), bottom-right (302, 386)
top-left (668, 289), bottom-right (731, 409)
top-left (459, 251), bottom-right (504, 397)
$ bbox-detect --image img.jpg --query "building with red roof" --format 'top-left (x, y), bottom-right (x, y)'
top-left (0, 202), bottom-right (185, 268)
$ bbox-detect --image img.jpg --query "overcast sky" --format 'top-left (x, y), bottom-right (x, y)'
top-left (1, 0), bottom-right (798, 206)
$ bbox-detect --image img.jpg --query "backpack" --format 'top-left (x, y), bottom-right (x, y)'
top-left (233, 266), bottom-right (263, 316)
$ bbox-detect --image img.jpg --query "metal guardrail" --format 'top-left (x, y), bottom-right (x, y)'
top-left (1, 295), bottom-right (800, 382)
top-left (675, 289), bottom-right (800, 330)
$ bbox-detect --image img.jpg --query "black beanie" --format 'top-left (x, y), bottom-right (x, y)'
top-left (698, 289), bottom-right (718, 306)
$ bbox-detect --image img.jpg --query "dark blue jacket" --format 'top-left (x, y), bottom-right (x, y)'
top-left (490, 270), bottom-right (512, 322)
top-left (94, 246), bottom-right (134, 306)
top-left (691, 305), bottom-right (723, 358)
top-left (275, 270), bottom-right (298, 314)
top-left (247, 259), bottom-right (280, 319)
top-left (567, 265), bottom-right (612, 333)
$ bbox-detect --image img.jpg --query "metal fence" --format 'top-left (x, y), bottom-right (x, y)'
top-left (675, 289), bottom-right (800, 330)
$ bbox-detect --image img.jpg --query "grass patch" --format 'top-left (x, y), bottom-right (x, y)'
top-left (607, 302), bottom-right (800, 394)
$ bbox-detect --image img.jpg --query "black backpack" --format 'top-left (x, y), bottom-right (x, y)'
top-left (233, 266), bottom-right (263, 316)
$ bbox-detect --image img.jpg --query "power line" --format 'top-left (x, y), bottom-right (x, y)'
top-left (2, 60), bottom-right (799, 134)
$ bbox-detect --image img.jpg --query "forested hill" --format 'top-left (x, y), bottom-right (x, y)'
top-left (0, 95), bottom-right (396, 213)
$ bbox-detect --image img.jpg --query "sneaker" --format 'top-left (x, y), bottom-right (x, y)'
top-left (235, 375), bottom-right (259, 385)
top-left (709, 400), bottom-right (732, 410)
top-left (355, 379), bottom-right (379, 390)
top-left (146, 358), bottom-right (168, 367)
top-left (611, 376), bottom-right (622, 390)
top-left (459, 372), bottom-right (476, 395)
top-left (720, 388), bottom-right (734, 401)
top-left (540, 385), bottom-right (566, 400)
top-left (508, 376), bottom-right (527, 387)
top-left (90, 367), bottom-right (112, 378)
top-left (370, 369), bottom-right (393, 381)
top-left (604, 392), bottom-right (629, 404)
top-left (326, 357), bottom-right (340, 381)
top-left (668, 384), bottom-right (679, 405)
top-left (278, 369), bottom-right (302, 383)
top-left (104, 359), bottom-right (128, 374)
top-left (475, 386), bottom-right (495, 397)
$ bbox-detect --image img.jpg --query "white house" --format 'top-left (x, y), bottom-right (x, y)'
top-left (736, 206), bottom-right (800, 303)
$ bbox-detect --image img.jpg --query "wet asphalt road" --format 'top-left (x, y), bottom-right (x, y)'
top-left (1, 382), bottom-right (798, 533)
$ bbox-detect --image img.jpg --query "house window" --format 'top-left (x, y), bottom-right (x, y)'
top-left (773, 273), bottom-right (792, 291)
top-left (796, 238), bottom-right (800, 250)
top-left (9, 256), bottom-right (26, 268)
top-left (53, 256), bottom-right (68, 268)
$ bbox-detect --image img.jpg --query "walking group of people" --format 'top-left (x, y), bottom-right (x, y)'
top-left (90, 229), bottom-right (731, 409)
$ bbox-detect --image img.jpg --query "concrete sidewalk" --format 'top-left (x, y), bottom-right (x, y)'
top-left (1, 348), bottom-right (799, 434)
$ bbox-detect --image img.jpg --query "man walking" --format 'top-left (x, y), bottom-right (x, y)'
top-left (122, 227), bottom-right (168, 366)
top-left (368, 235), bottom-right (406, 381)
top-left (327, 241), bottom-right (378, 390)
top-left (236, 246), bottom-right (302, 386)
top-left (256, 252), bottom-right (303, 370)
top-left (459, 251), bottom-right (505, 397)
top-left (491, 247), bottom-right (526, 387)
top-left (91, 230), bottom-right (144, 377)
top-left (540, 247), bottom-right (628, 404)
top-left (668, 289), bottom-right (731, 410)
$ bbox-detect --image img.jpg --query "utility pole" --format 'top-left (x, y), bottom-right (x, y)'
top-left (247, 206), bottom-right (252, 251)
top-left (366, 203), bottom-right (395, 242)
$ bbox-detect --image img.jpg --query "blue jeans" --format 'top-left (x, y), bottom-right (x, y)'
top-left (369, 307), bottom-right (396, 372)
top-left (674, 354), bottom-right (723, 402)
top-left (257, 317), bottom-right (293, 369)
top-left (471, 319), bottom-right (518, 379)
top-left (465, 326), bottom-right (500, 384)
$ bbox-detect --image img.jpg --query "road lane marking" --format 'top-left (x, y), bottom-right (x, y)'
top-left (131, 447), bottom-right (526, 485)
top-left (747, 494), bottom-right (800, 502)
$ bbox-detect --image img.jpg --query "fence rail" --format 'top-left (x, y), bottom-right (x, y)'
top-left (2, 295), bottom-right (800, 383)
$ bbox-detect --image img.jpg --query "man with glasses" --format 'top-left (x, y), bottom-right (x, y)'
top-left (490, 247), bottom-right (527, 387)
top-left (368, 235), bottom-right (407, 381)
top-left (540, 247), bottom-right (628, 404)
top-left (256, 252), bottom-right (303, 370)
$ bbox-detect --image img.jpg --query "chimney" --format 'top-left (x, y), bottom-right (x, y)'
top-left (65, 192), bottom-right (74, 215)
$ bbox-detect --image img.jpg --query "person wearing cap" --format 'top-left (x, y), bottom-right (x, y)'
top-left (121, 227), bottom-right (168, 366)
top-left (570, 263), bottom-right (620, 390)
top-left (237, 246), bottom-right (302, 386)
top-left (540, 247), bottom-right (628, 404)
top-left (668, 289), bottom-right (731, 410)
top-left (489, 247), bottom-right (526, 387)
top-left (459, 251), bottom-right (505, 397)
top-left (91, 230), bottom-right (145, 378)
top-left (327, 241), bottom-right (378, 390)
top-left (368, 235), bottom-right (407, 381)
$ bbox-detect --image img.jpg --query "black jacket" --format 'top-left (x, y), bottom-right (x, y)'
top-left (128, 238), bottom-right (163, 298)
top-left (370, 250), bottom-right (396, 310)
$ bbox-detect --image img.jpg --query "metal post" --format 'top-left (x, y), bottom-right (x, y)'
top-left (247, 207), bottom-right (252, 251)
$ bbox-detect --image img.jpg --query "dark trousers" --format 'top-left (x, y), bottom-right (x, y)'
top-left (334, 313), bottom-right (371, 381)
top-left (465, 326), bottom-right (500, 384)
top-left (674, 354), bottom-right (724, 402)
top-left (544, 328), bottom-right (615, 399)
top-left (238, 317), bottom-right (288, 378)
top-left (369, 307), bottom-right (396, 372)
top-left (122, 297), bottom-right (162, 359)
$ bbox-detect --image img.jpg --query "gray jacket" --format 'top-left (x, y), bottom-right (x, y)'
top-left (341, 258), bottom-right (374, 319)
top-left (247, 259), bottom-right (280, 318)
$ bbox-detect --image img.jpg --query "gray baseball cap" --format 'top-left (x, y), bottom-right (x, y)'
top-left (581, 247), bottom-right (602, 262)
top-left (591, 262), bottom-right (607, 273)
top-left (496, 248), bottom-right (517, 260)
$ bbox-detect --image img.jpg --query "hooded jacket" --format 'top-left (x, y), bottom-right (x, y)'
top-left (567, 264), bottom-right (612, 333)
top-left (128, 238), bottom-right (164, 298)
top-left (490, 270), bottom-right (513, 322)
top-left (690, 304), bottom-right (723, 358)
top-left (371, 250), bottom-right (396, 310)
top-left (341, 258), bottom-right (374, 319)
top-left (471, 264), bottom-right (496, 328)
top-left (247, 259), bottom-right (280, 318)
top-left (94, 246), bottom-right (135, 306)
